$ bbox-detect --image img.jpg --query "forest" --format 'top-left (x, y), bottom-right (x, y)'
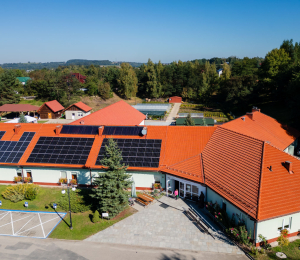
top-left (0, 39), bottom-right (299, 128)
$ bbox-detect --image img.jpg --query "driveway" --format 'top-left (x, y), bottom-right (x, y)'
top-left (85, 196), bottom-right (246, 257)
top-left (166, 103), bottom-right (181, 122)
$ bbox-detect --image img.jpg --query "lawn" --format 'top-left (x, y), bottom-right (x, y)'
top-left (49, 207), bottom-right (136, 240)
top-left (38, 120), bottom-right (48, 124)
top-left (252, 239), bottom-right (300, 259)
top-left (0, 184), bottom-right (137, 240)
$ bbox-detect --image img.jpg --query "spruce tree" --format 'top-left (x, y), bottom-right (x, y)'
top-left (19, 114), bottom-right (28, 123)
top-left (90, 138), bottom-right (131, 218)
top-left (185, 113), bottom-right (195, 126)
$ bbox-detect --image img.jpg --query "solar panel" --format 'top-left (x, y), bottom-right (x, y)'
top-left (27, 137), bottom-right (94, 165)
top-left (103, 126), bottom-right (143, 136)
top-left (96, 138), bottom-right (162, 168)
top-left (0, 131), bottom-right (5, 140)
top-left (60, 125), bottom-right (99, 135)
top-left (0, 132), bottom-right (35, 163)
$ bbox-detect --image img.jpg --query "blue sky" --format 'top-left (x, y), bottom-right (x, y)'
top-left (0, 0), bottom-right (299, 63)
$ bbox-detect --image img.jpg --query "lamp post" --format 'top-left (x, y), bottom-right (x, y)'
top-left (62, 183), bottom-right (76, 230)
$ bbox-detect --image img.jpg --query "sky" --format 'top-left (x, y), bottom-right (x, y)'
top-left (0, 0), bottom-right (299, 64)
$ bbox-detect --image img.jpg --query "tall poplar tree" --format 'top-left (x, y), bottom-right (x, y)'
top-left (90, 139), bottom-right (132, 218)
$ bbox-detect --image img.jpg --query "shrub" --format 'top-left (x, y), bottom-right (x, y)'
top-left (92, 210), bottom-right (100, 223)
top-left (25, 187), bottom-right (38, 200)
top-left (260, 248), bottom-right (265, 254)
top-left (251, 246), bottom-right (258, 256)
top-left (2, 184), bottom-right (40, 202)
top-left (58, 189), bottom-right (90, 213)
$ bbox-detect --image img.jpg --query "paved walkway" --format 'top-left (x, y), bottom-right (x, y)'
top-left (44, 119), bottom-right (75, 124)
top-left (86, 196), bottom-right (245, 256)
top-left (0, 235), bottom-right (247, 260)
top-left (166, 103), bottom-right (181, 122)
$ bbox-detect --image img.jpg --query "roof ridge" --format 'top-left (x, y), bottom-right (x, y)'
top-left (256, 142), bottom-right (265, 220)
top-left (219, 126), bottom-right (266, 143)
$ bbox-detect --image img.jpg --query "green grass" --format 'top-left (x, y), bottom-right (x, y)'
top-left (251, 240), bottom-right (300, 259)
top-left (19, 99), bottom-right (44, 106)
top-left (49, 207), bottom-right (136, 240)
top-left (38, 120), bottom-right (48, 124)
top-left (0, 185), bottom-right (62, 211)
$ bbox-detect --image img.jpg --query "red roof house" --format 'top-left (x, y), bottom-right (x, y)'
top-left (72, 73), bottom-right (86, 83)
top-left (37, 100), bottom-right (64, 119)
top-left (169, 96), bottom-right (182, 103)
top-left (70, 100), bottom-right (146, 126)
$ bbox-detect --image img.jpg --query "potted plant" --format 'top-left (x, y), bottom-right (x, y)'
top-left (59, 178), bottom-right (68, 185)
top-left (23, 177), bottom-right (32, 183)
top-left (153, 183), bottom-right (161, 189)
top-left (14, 176), bottom-right (22, 183)
top-left (70, 179), bottom-right (77, 185)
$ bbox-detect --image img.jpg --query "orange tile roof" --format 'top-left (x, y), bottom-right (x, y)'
top-left (70, 100), bottom-right (146, 126)
top-left (38, 100), bottom-right (64, 113)
top-left (257, 144), bottom-right (300, 220)
top-left (221, 111), bottom-right (300, 151)
top-left (0, 124), bottom-right (216, 177)
top-left (63, 101), bottom-right (92, 113)
top-left (202, 127), bottom-right (264, 219)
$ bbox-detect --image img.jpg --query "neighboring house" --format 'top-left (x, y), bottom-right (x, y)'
top-left (72, 73), bottom-right (86, 83)
top-left (169, 96), bottom-right (182, 103)
top-left (0, 107), bottom-right (299, 246)
top-left (0, 104), bottom-right (40, 117)
top-left (63, 102), bottom-right (92, 120)
top-left (70, 100), bottom-right (146, 126)
top-left (37, 100), bottom-right (64, 119)
top-left (16, 77), bottom-right (31, 85)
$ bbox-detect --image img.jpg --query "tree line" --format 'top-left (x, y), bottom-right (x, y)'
top-left (0, 39), bottom-right (299, 127)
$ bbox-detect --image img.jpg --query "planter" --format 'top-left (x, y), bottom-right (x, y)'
top-left (276, 252), bottom-right (287, 259)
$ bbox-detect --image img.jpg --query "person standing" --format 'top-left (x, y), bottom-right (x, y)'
top-left (174, 189), bottom-right (178, 200)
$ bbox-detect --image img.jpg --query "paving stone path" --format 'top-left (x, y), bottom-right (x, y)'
top-left (85, 196), bottom-right (244, 255)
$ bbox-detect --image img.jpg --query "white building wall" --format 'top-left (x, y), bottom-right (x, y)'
top-left (256, 212), bottom-right (300, 243)
top-left (207, 187), bottom-right (255, 239)
top-left (0, 166), bottom-right (19, 182)
top-left (139, 120), bottom-right (145, 125)
top-left (65, 110), bottom-right (91, 120)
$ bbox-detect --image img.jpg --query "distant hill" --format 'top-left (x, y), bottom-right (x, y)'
top-left (0, 59), bottom-right (144, 70)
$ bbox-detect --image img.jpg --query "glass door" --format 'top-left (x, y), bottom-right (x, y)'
top-left (179, 182), bottom-right (185, 198)
top-left (186, 184), bottom-right (192, 199)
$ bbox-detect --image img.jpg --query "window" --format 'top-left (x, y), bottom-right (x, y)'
top-left (277, 218), bottom-right (292, 233)
top-left (78, 112), bottom-right (83, 117)
top-left (16, 170), bottom-right (22, 177)
top-left (26, 171), bottom-right (32, 178)
top-left (222, 202), bottom-right (227, 212)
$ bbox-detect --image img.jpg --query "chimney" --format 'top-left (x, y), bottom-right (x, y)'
top-left (55, 125), bottom-right (62, 135)
top-left (252, 107), bottom-right (261, 113)
top-left (80, 120), bottom-right (85, 125)
top-left (284, 161), bottom-right (293, 174)
top-left (98, 126), bottom-right (104, 136)
top-left (14, 124), bottom-right (21, 135)
top-left (246, 112), bottom-right (254, 120)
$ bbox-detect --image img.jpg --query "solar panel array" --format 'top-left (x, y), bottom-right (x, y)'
top-left (60, 125), bottom-right (99, 135)
top-left (27, 137), bottom-right (94, 165)
top-left (0, 131), bottom-right (5, 140)
top-left (103, 126), bottom-right (143, 136)
top-left (96, 138), bottom-right (162, 168)
top-left (0, 132), bottom-right (35, 163)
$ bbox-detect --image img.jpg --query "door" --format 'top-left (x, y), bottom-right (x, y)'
top-left (179, 182), bottom-right (185, 198)
top-left (48, 113), bottom-right (52, 119)
top-left (72, 113), bottom-right (75, 119)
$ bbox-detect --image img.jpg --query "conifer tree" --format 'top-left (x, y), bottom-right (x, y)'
top-left (90, 138), bottom-right (131, 218)
top-left (185, 113), bottom-right (195, 126)
top-left (19, 114), bottom-right (28, 123)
